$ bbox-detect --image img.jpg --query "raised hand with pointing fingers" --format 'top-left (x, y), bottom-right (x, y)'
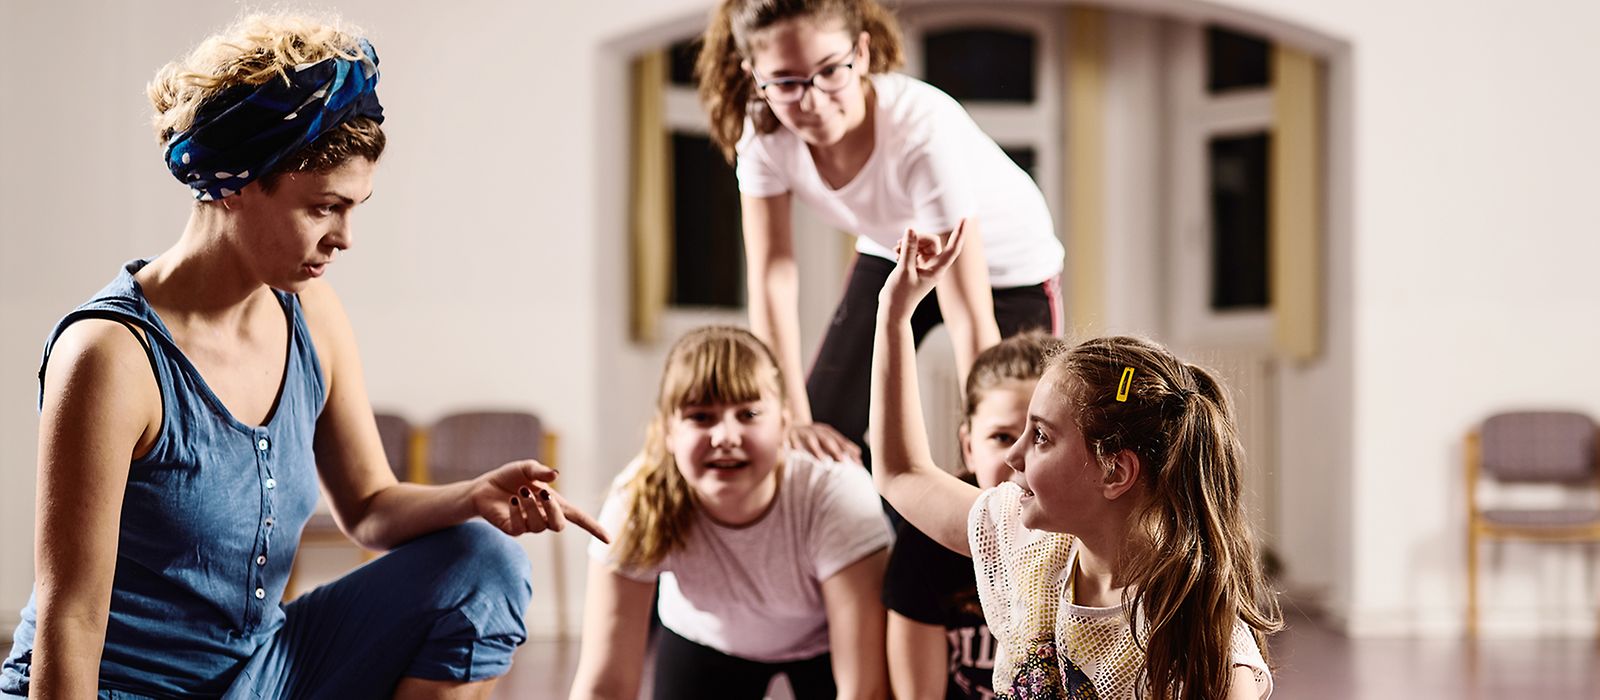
top-left (879, 217), bottom-right (971, 322)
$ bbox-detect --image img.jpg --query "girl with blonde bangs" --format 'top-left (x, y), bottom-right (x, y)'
top-left (696, 0), bottom-right (1066, 468)
top-left (869, 225), bottom-right (1281, 699)
top-left (3, 13), bottom-right (604, 699)
top-left (612, 327), bottom-right (782, 572)
top-left (572, 326), bottom-right (892, 700)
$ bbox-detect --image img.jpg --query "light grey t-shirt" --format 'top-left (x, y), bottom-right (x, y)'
top-left (590, 450), bottom-right (892, 662)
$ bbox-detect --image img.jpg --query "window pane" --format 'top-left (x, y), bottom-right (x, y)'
top-left (924, 28), bottom-right (1036, 102)
top-left (1208, 132), bottom-right (1270, 311)
top-left (1206, 25), bottom-right (1271, 93)
top-left (669, 39), bottom-right (699, 87)
top-left (1000, 146), bottom-right (1037, 182)
top-left (672, 132), bottom-right (745, 308)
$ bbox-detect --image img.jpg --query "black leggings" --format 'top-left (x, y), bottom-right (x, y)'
top-left (651, 627), bottom-right (837, 700)
top-left (806, 254), bottom-right (1060, 470)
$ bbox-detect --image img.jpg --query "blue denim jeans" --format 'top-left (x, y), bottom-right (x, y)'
top-left (4, 522), bottom-right (531, 699)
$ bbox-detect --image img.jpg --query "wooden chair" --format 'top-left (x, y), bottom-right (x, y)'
top-left (287, 411), bottom-right (417, 598)
top-left (1465, 411), bottom-right (1600, 637)
top-left (422, 411), bottom-right (568, 638)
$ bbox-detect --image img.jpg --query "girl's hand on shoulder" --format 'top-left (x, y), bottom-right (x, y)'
top-left (878, 219), bottom-right (969, 321)
top-left (787, 421), bottom-right (863, 463)
top-left (472, 460), bottom-right (611, 543)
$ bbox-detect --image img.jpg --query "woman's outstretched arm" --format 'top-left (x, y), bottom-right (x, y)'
top-left (868, 222), bottom-right (983, 556)
top-left (299, 280), bottom-right (607, 549)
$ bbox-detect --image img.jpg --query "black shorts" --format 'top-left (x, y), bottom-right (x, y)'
top-left (650, 627), bottom-right (836, 700)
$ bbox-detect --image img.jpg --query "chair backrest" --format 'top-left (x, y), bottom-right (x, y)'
top-left (373, 412), bottom-right (414, 481)
top-left (1480, 411), bottom-right (1597, 483)
top-left (426, 411), bottom-right (546, 484)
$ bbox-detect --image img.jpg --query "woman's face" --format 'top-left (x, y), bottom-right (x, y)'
top-left (666, 391), bottom-right (787, 515)
top-left (745, 17), bottom-right (869, 148)
top-left (962, 379), bottom-right (1036, 489)
top-left (229, 157), bottom-right (374, 292)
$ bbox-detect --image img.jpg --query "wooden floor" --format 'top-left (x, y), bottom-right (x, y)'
top-left (489, 609), bottom-right (1600, 700)
top-left (5, 545), bottom-right (1596, 698)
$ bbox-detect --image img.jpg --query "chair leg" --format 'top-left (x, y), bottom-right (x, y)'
top-left (1592, 543), bottom-right (1600, 649)
top-left (1466, 526), bottom-right (1479, 639)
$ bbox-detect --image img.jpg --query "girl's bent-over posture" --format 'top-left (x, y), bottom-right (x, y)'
top-left (698, 0), bottom-right (1065, 465)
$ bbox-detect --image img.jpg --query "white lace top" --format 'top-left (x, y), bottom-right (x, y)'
top-left (968, 483), bottom-right (1273, 699)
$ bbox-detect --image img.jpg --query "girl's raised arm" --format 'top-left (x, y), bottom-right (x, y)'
top-left (868, 221), bottom-right (983, 556)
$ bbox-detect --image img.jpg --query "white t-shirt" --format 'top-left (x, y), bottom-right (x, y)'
top-left (590, 450), bottom-right (892, 663)
top-left (968, 483), bottom-right (1273, 699)
top-left (735, 73), bottom-right (1064, 289)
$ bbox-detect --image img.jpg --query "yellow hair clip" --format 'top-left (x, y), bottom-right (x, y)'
top-left (1116, 367), bottom-right (1135, 402)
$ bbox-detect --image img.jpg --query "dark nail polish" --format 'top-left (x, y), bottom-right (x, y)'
top-left (539, 490), bottom-right (552, 501)
top-left (510, 496), bottom-right (520, 506)
top-left (519, 486), bottom-right (532, 498)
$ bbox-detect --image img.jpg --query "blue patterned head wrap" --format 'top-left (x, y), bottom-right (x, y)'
top-left (164, 38), bottom-right (385, 201)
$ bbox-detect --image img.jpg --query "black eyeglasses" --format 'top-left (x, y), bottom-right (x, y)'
top-left (753, 55), bottom-right (859, 104)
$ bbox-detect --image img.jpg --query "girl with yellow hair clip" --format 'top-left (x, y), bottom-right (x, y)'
top-left (869, 222), bottom-right (1282, 699)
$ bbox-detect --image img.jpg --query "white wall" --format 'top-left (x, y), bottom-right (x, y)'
top-left (1195, 0), bottom-right (1600, 635)
top-left (3, 0), bottom-right (1599, 645)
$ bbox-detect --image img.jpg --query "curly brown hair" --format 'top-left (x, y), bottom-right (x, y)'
top-left (696, 0), bottom-right (904, 163)
top-left (147, 13), bottom-right (386, 192)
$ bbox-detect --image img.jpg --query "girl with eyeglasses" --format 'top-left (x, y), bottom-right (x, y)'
top-left (698, 0), bottom-right (1066, 469)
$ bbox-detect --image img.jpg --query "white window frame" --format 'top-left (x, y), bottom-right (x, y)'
top-left (660, 48), bottom-right (846, 353)
top-left (1165, 23), bottom-right (1275, 350)
top-left (898, 4), bottom-right (1064, 226)
top-left (897, 5), bottom-right (1064, 471)
top-left (659, 58), bottom-right (747, 324)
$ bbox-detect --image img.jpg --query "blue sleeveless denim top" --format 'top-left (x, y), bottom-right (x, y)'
top-left (2, 259), bottom-right (325, 698)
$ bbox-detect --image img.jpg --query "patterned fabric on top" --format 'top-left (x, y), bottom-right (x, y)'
top-left (164, 37), bottom-right (384, 201)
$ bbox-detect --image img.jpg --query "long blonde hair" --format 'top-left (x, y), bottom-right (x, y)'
top-left (613, 326), bottom-right (787, 571)
top-left (1050, 336), bottom-right (1282, 699)
top-left (696, 0), bottom-right (905, 163)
